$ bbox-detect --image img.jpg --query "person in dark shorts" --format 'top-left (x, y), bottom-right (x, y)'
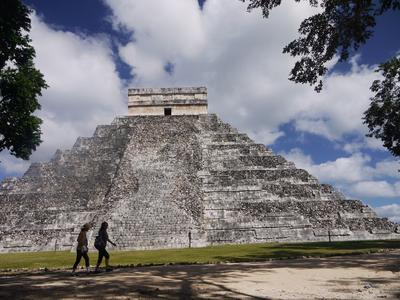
top-left (72, 223), bottom-right (91, 275)
top-left (94, 221), bottom-right (116, 272)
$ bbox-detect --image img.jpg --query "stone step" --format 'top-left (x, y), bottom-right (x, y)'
top-left (202, 155), bottom-right (295, 169)
top-left (201, 178), bottom-right (313, 189)
top-left (205, 227), bottom-right (317, 243)
top-left (201, 182), bottom-right (337, 200)
top-left (202, 190), bottom-right (288, 202)
top-left (198, 114), bottom-right (239, 134)
top-left (0, 192), bottom-right (100, 212)
top-left (203, 210), bottom-right (312, 226)
top-left (93, 124), bottom-right (119, 138)
top-left (200, 169), bottom-right (318, 185)
top-left (202, 143), bottom-right (274, 156)
top-left (203, 220), bottom-right (312, 230)
top-left (202, 133), bottom-right (252, 144)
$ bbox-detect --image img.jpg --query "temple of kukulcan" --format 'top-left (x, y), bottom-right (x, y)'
top-left (0, 87), bottom-right (398, 252)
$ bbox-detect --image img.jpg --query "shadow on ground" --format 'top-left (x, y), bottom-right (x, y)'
top-left (0, 263), bottom-right (272, 300)
top-left (215, 241), bottom-right (400, 273)
top-left (1, 250), bottom-right (399, 299)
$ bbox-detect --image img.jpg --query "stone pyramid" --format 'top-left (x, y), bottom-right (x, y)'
top-left (0, 87), bottom-right (398, 252)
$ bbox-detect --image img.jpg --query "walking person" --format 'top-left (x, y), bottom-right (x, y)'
top-left (94, 221), bottom-right (116, 272)
top-left (72, 223), bottom-right (91, 275)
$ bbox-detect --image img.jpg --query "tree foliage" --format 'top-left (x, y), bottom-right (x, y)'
top-left (364, 57), bottom-right (400, 157)
top-left (242, 0), bottom-right (400, 158)
top-left (0, 0), bottom-right (47, 160)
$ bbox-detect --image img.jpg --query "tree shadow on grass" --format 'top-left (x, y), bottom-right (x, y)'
top-left (277, 240), bottom-right (400, 251)
top-left (213, 240), bottom-right (400, 273)
top-left (215, 250), bottom-right (400, 273)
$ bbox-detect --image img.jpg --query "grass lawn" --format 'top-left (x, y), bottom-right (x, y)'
top-left (1, 240), bottom-right (399, 271)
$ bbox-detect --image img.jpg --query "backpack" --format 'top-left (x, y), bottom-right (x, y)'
top-left (94, 235), bottom-right (106, 250)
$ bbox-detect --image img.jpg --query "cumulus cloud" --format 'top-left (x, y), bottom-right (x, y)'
top-left (351, 181), bottom-right (399, 198)
top-left (0, 12), bottom-right (125, 176)
top-left (0, 153), bottom-right (30, 176)
top-left (282, 148), bottom-right (373, 183)
top-left (294, 57), bottom-right (380, 142)
top-left (282, 148), bottom-right (400, 199)
top-left (374, 160), bottom-right (400, 178)
top-left (343, 137), bottom-right (386, 154)
top-left (375, 204), bottom-right (400, 223)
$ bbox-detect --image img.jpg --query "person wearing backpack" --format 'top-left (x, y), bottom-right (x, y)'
top-left (72, 223), bottom-right (91, 275)
top-left (94, 221), bottom-right (116, 272)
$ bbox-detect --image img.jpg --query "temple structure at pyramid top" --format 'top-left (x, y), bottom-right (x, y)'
top-left (128, 87), bottom-right (208, 116)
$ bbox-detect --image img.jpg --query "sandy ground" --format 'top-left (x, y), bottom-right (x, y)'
top-left (0, 251), bottom-right (399, 299)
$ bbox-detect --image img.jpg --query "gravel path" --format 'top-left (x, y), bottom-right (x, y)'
top-left (1, 250), bottom-right (399, 299)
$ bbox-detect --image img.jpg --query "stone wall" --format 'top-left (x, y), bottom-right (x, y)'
top-left (128, 87), bottom-right (208, 116)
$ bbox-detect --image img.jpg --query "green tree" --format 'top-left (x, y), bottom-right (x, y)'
top-left (0, 0), bottom-right (47, 160)
top-left (242, 0), bottom-right (400, 157)
top-left (364, 57), bottom-right (400, 157)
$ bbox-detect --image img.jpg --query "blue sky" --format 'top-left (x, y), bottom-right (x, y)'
top-left (1, 0), bottom-right (399, 221)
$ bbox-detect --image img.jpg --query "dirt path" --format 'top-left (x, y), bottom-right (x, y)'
top-left (1, 251), bottom-right (399, 299)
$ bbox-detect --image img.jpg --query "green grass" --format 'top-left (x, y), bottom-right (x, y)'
top-left (1, 240), bottom-right (399, 271)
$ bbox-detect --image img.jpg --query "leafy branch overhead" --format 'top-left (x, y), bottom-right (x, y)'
top-left (364, 57), bottom-right (400, 157)
top-left (242, 0), bottom-right (400, 158)
top-left (0, 0), bottom-right (47, 160)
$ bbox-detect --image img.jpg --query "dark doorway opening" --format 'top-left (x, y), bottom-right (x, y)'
top-left (164, 108), bottom-right (172, 116)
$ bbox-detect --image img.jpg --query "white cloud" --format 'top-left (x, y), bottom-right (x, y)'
top-left (343, 137), bottom-right (386, 154)
top-left (247, 129), bottom-right (284, 146)
top-left (351, 181), bottom-right (399, 198)
top-left (374, 160), bottom-right (400, 178)
top-left (0, 153), bottom-right (30, 175)
top-left (282, 148), bottom-right (400, 199)
top-left (282, 148), bottom-right (374, 183)
top-left (281, 148), bottom-right (314, 170)
top-left (375, 204), bottom-right (400, 223)
top-left (294, 58), bottom-right (380, 142)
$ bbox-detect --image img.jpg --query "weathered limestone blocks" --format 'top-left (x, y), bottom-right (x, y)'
top-left (0, 122), bottom-right (133, 252)
top-left (0, 113), bottom-right (398, 252)
top-left (128, 87), bottom-right (208, 116)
